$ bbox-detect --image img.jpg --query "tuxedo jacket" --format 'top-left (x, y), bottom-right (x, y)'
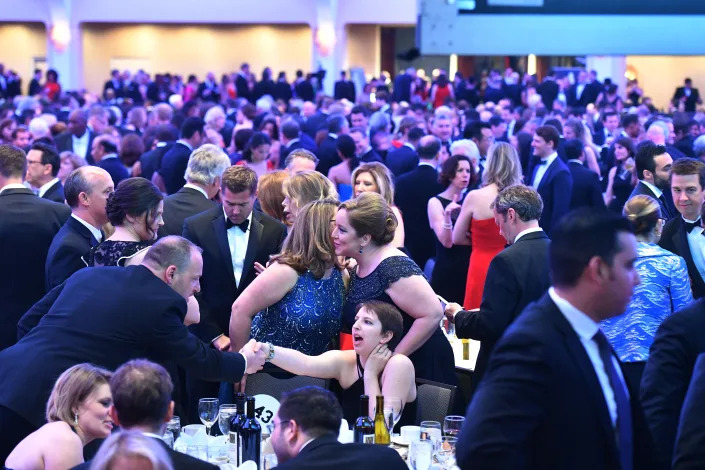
top-left (360, 148), bottom-right (384, 164)
top-left (315, 134), bottom-right (340, 177)
top-left (456, 293), bottom-right (656, 470)
top-left (41, 180), bottom-right (64, 204)
top-left (673, 87), bottom-right (701, 113)
top-left (97, 157), bottom-right (129, 186)
top-left (253, 79), bottom-right (275, 102)
top-left (567, 82), bottom-right (600, 107)
top-left (672, 353), bottom-right (705, 470)
top-left (659, 217), bottom-right (705, 299)
top-left (45, 216), bottom-right (100, 290)
top-left (55, 130), bottom-right (96, 165)
top-left (273, 81), bottom-right (293, 102)
top-left (159, 142), bottom-right (192, 195)
top-left (0, 188), bottom-right (70, 350)
top-left (641, 299), bottom-right (705, 469)
top-left (334, 80), bottom-right (355, 102)
top-left (295, 80), bottom-right (315, 103)
top-left (455, 230), bottom-right (551, 389)
top-left (392, 73), bottom-right (413, 103)
top-left (301, 111), bottom-right (328, 139)
top-left (235, 74), bottom-right (251, 102)
top-left (273, 435), bottom-right (408, 470)
top-left (537, 79), bottom-right (559, 110)
top-left (629, 181), bottom-right (676, 221)
top-left (385, 145), bottom-right (418, 177)
top-left (159, 186), bottom-right (216, 238)
top-left (279, 135), bottom-right (318, 169)
top-left (394, 164), bottom-right (445, 268)
top-left (182, 207), bottom-right (287, 343)
top-left (139, 142), bottom-right (174, 182)
top-left (567, 161), bottom-right (605, 210)
top-left (530, 157), bottom-right (573, 236)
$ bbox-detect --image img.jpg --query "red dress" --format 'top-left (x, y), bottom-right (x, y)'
top-left (463, 218), bottom-right (506, 309)
top-left (433, 84), bottom-right (451, 109)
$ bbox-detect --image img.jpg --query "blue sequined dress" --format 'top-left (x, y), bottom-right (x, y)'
top-left (251, 269), bottom-right (345, 355)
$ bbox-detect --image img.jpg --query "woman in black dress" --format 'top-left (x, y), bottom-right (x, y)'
top-left (334, 192), bottom-right (457, 386)
top-left (427, 155), bottom-right (474, 304)
top-left (604, 136), bottom-right (636, 213)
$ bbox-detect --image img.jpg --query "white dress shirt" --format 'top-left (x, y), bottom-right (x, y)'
top-left (640, 180), bottom-right (663, 199)
top-left (532, 152), bottom-right (558, 189)
top-left (71, 214), bottom-right (103, 242)
top-left (513, 227), bottom-right (543, 244)
top-left (225, 210), bottom-right (253, 287)
top-left (177, 139), bottom-right (193, 152)
top-left (683, 216), bottom-right (705, 282)
top-left (72, 131), bottom-right (90, 158)
top-left (549, 288), bottom-right (627, 428)
top-left (576, 83), bottom-right (586, 100)
top-left (38, 178), bottom-right (60, 198)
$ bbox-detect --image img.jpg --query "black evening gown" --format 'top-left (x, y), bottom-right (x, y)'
top-left (430, 195), bottom-right (471, 304)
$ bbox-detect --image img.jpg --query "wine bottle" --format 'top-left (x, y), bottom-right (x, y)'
top-left (374, 395), bottom-right (390, 445)
top-left (229, 392), bottom-right (247, 465)
top-left (354, 395), bottom-right (375, 444)
top-left (241, 396), bottom-right (262, 468)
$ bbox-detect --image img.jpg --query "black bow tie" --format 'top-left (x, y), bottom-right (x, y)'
top-left (684, 218), bottom-right (702, 233)
top-left (536, 159), bottom-right (548, 166)
top-left (226, 218), bottom-right (249, 232)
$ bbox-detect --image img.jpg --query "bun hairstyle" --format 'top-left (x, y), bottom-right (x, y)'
top-left (106, 177), bottom-right (163, 237)
top-left (623, 195), bottom-right (661, 236)
top-left (339, 192), bottom-right (397, 246)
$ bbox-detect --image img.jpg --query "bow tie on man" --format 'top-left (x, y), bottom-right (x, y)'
top-left (684, 218), bottom-right (703, 233)
top-left (226, 218), bottom-right (250, 232)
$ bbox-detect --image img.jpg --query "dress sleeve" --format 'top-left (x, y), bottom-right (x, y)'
top-left (670, 255), bottom-right (694, 311)
top-left (377, 256), bottom-right (425, 289)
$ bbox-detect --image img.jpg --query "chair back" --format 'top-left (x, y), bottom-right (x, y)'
top-left (414, 378), bottom-right (457, 424)
top-left (245, 372), bottom-right (329, 401)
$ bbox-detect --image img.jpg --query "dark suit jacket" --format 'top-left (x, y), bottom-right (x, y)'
top-left (273, 81), bottom-right (292, 102)
top-left (392, 73), bottom-right (413, 103)
top-left (531, 157), bottom-right (573, 236)
top-left (537, 79), bottom-right (559, 110)
top-left (315, 134), bottom-right (340, 177)
top-left (279, 136), bottom-right (318, 169)
top-left (301, 111), bottom-right (328, 139)
top-left (182, 208), bottom-right (287, 343)
top-left (394, 164), bottom-right (445, 268)
top-left (673, 87), bottom-right (701, 113)
top-left (253, 79), bottom-right (276, 102)
top-left (41, 180), bottom-right (64, 204)
top-left (55, 130), bottom-right (96, 165)
top-left (295, 80), bottom-right (315, 103)
top-left (659, 217), bottom-right (705, 299)
top-left (629, 181), bottom-right (676, 221)
top-left (273, 435), bottom-right (407, 470)
top-left (334, 80), bottom-right (355, 102)
top-left (455, 230), bottom-right (551, 389)
top-left (567, 82), bottom-right (600, 107)
top-left (641, 299), bottom-right (705, 469)
top-left (159, 142), bottom-right (192, 195)
top-left (567, 161), bottom-right (605, 210)
top-left (385, 144), bottom-right (418, 177)
top-left (235, 74), bottom-right (251, 102)
top-left (45, 216), bottom-right (99, 290)
top-left (672, 353), bottom-right (705, 470)
top-left (0, 188), bottom-right (70, 350)
top-left (456, 293), bottom-right (656, 470)
top-left (139, 142), bottom-right (173, 183)
top-left (159, 186), bottom-right (216, 238)
top-left (97, 156), bottom-right (129, 186)
top-left (360, 148), bottom-right (384, 164)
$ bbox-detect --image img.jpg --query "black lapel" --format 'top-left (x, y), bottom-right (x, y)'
top-left (67, 216), bottom-right (99, 246)
top-left (537, 158), bottom-right (559, 191)
top-left (240, 212), bottom-right (264, 288)
top-left (212, 209), bottom-right (236, 285)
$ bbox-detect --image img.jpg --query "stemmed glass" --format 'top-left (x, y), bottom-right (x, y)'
top-left (198, 398), bottom-right (219, 436)
top-left (218, 404), bottom-right (238, 436)
top-left (419, 420), bottom-right (442, 453)
top-left (166, 416), bottom-right (181, 443)
top-left (443, 415), bottom-right (465, 437)
top-left (383, 397), bottom-right (403, 436)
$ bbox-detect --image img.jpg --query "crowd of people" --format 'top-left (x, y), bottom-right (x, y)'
top-left (3, 60), bottom-right (705, 469)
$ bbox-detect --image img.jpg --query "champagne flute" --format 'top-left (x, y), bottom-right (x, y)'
top-left (383, 397), bottom-right (403, 436)
top-left (443, 415), bottom-right (464, 437)
top-left (198, 398), bottom-right (219, 436)
top-left (218, 404), bottom-right (238, 436)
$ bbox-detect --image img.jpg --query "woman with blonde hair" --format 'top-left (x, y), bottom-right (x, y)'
top-left (351, 162), bottom-right (405, 247)
top-left (90, 431), bottom-right (173, 470)
top-left (601, 195), bottom-right (692, 390)
top-left (563, 117), bottom-right (601, 176)
top-left (58, 151), bottom-right (87, 184)
top-left (5, 364), bottom-right (113, 469)
top-left (282, 170), bottom-right (338, 225)
top-left (257, 170), bottom-right (289, 226)
top-left (453, 141), bottom-right (523, 309)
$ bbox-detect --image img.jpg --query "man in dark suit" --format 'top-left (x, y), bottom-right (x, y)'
top-left (0, 144), bottom-right (70, 351)
top-left (385, 126), bottom-right (422, 177)
top-left (567, 70), bottom-right (600, 107)
top-left (158, 144), bottom-right (230, 238)
top-left (158, 117), bottom-right (205, 195)
top-left (24, 142), bottom-right (64, 203)
top-left (182, 166), bottom-right (287, 422)
top-left (235, 63), bottom-right (252, 102)
top-left (270, 387), bottom-right (407, 470)
top-left (673, 78), bottom-right (702, 113)
top-left (529, 125), bottom-right (573, 235)
top-left (641, 301), bottom-right (705, 470)
top-left (285, 149), bottom-right (319, 175)
top-left (273, 71), bottom-right (293, 103)
top-left (102, 69), bottom-right (123, 101)
top-left (0, 237), bottom-right (266, 460)
top-left (630, 142), bottom-right (675, 220)
top-left (445, 185), bottom-right (550, 393)
top-left (55, 109), bottom-right (95, 165)
top-left (349, 127), bottom-right (383, 164)
top-left (253, 68), bottom-right (276, 102)
top-left (45, 166), bottom-right (114, 290)
top-left (672, 353), bottom-right (705, 470)
top-left (395, 135), bottom-right (445, 269)
top-left (197, 72), bottom-right (220, 102)
top-left (659, 158), bottom-right (705, 299)
top-left (294, 71), bottom-right (315, 103)
top-left (463, 121), bottom-right (494, 188)
top-left (456, 209), bottom-right (654, 470)
top-left (279, 119), bottom-right (317, 169)
top-left (301, 97), bottom-right (332, 138)
top-left (139, 124), bottom-right (178, 182)
top-left (315, 114), bottom-right (348, 177)
top-left (334, 71), bottom-right (355, 102)
top-left (27, 69), bottom-right (42, 97)
top-left (90, 135), bottom-right (129, 186)
top-left (536, 73), bottom-right (560, 110)
top-left (564, 139), bottom-right (606, 210)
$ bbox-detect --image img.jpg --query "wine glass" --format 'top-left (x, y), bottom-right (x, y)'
top-left (166, 416), bottom-right (180, 443)
top-left (218, 404), bottom-right (238, 436)
top-left (198, 398), bottom-right (219, 436)
top-left (419, 421), bottom-right (442, 453)
top-left (443, 415), bottom-right (464, 437)
top-left (383, 397), bottom-right (403, 436)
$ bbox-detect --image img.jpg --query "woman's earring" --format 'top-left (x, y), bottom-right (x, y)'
top-left (359, 246), bottom-right (363, 254)
top-left (74, 413), bottom-right (79, 426)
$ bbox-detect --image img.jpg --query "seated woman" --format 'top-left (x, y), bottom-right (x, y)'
top-left (282, 170), bottom-right (338, 226)
top-left (5, 363), bottom-right (113, 470)
top-left (266, 300), bottom-right (416, 428)
top-left (230, 198), bottom-right (346, 356)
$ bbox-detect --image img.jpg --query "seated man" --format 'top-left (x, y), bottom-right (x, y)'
top-left (270, 386), bottom-right (407, 470)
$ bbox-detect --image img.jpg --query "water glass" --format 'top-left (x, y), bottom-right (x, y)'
top-left (198, 398), bottom-right (219, 436)
top-left (419, 421), bottom-right (442, 453)
top-left (166, 416), bottom-right (181, 443)
top-left (187, 444), bottom-right (208, 461)
top-left (443, 415), bottom-right (464, 437)
top-left (218, 404), bottom-right (238, 436)
top-left (435, 436), bottom-right (458, 467)
top-left (262, 453), bottom-right (278, 470)
top-left (161, 430), bottom-right (174, 449)
top-left (208, 444), bottom-right (228, 464)
top-left (409, 438), bottom-right (433, 470)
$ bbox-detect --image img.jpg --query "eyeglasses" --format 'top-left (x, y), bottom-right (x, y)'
top-left (265, 419), bottom-right (291, 435)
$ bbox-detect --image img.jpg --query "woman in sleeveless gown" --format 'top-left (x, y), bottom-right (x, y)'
top-left (428, 155), bottom-right (474, 304)
top-left (452, 142), bottom-right (524, 309)
top-left (605, 136), bottom-right (636, 213)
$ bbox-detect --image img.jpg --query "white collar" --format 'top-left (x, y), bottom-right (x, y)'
top-left (183, 183), bottom-right (208, 199)
top-left (0, 183), bottom-right (29, 194)
top-left (177, 139), bottom-right (193, 152)
top-left (156, 141), bottom-right (168, 148)
top-left (287, 137), bottom-right (300, 146)
top-left (71, 213), bottom-right (103, 242)
top-left (38, 178), bottom-right (60, 198)
top-left (419, 161), bottom-right (436, 168)
top-left (548, 287), bottom-right (599, 341)
top-left (73, 131), bottom-right (89, 142)
top-left (101, 153), bottom-right (118, 160)
top-left (541, 151), bottom-right (559, 165)
top-left (299, 437), bottom-right (316, 452)
top-left (222, 207), bottom-right (254, 230)
top-left (640, 180), bottom-right (662, 198)
top-left (514, 227), bottom-right (543, 244)
top-left (567, 159), bottom-right (583, 165)
top-left (328, 133), bottom-right (338, 139)
top-left (403, 142), bottom-right (415, 150)
top-left (142, 432), bottom-right (165, 440)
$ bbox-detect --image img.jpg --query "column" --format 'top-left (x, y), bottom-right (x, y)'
top-left (312, 0), bottom-right (346, 96)
top-left (585, 56), bottom-right (626, 97)
top-left (45, 0), bottom-right (83, 91)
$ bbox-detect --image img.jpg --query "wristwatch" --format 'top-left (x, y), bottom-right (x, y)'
top-left (265, 342), bottom-right (275, 362)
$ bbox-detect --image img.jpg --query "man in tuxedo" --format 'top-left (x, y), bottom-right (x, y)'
top-left (315, 114), bottom-right (348, 177)
top-left (445, 185), bottom-right (550, 393)
top-left (537, 73), bottom-right (560, 110)
top-left (24, 142), bottom-right (64, 203)
top-left (529, 125), bottom-right (573, 235)
top-left (431, 113), bottom-right (453, 148)
top-left (395, 135), bottom-right (445, 269)
top-left (349, 127), bottom-right (383, 164)
top-left (270, 387), bottom-right (407, 470)
top-left (593, 111), bottom-right (621, 148)
top-left (464, 121), bottom-right (494, 189)
top-left (273, 71), bottom-right (293, 103)
top-left (0, 236), bottom-right (266, 459)
top-left (103, 69), bottom-right (123, 101)
top-left (235, 63), bottom-right (251, 102)
top-left (158, 144), bottom-right (230, 238)
top-left (55, 109), bottom-right (95, 164)
top-left (285, 149), bottom-right (319, 175)
top-left (27, 69), bottom-right (42, 97)
top-left (386, 123), bottom-right (422, 177)
top-left (334, 71), bottom-right (355, 102)
top-left (279, 119), bottom-right (317, 169)
top-left (91, 135), bottom-right (129, 186)
top-left (0, 144), bottom-right (70, 351)
top-left (294, 71), bottom-right (315, 103)
top-left (564, 139), bottom-right (605, 210)
top-left (392, 68), bottom-right (415, 103)
top-left (630, 142), bottom-right (675, 220)
top-left (182, 166), bottom-right (287, 422)
top-left (641, 301), bottom-right (705, 470)
top-left (659, 158), bottom-right (705, 300)
top-left (456, 209), bottom-right (654, 470)
top-left (567, 70), bottom-right (600, 108)
top-left (45, 166), bottom-right (114, 290)
top-left (349, 106), bottom-right (369, 130)
top-left (197, 72), bottom-right (220, 102)
top-left (671, 353), bottom-right (705, 469)
top-left (139, 124), bottom-right (178, 182)
top-left (673, 78), bottom-right (702, 113)
top-left (301, 97), bottom-right (333, 138)
top-left (74, 359), bottom-right (216, 470)
top-left (158, 117), bottom-right (205, 195)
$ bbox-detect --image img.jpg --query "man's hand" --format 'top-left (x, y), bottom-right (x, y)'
top-left (444, 302), bottom-right (463, 323)
top-left (213, 335), bottom-right (231, 351)
top-left (240, 339), bottom-right (267, 374)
